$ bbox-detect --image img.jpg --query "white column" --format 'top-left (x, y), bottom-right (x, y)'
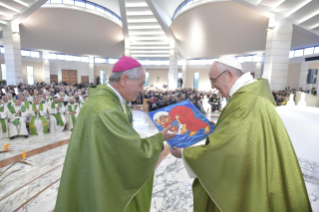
top-left (42, 51), bottom-right (50, 84)
top-left (298, 61), bottom-right (309, 90)
top-left (3, 23), bottom-right (23, 85)
top-left (182, 60), bottom-right (187, 88)
top-left (168, 48), bottom-right (178, 90)
top-left (262, 17), bottom-right (293, 90)
top-left (89, 56), bottom-right (94, 84)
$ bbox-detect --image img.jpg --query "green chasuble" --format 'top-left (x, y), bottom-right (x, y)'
top-left (184, 79), bottom-right (312, 212)
top-left (51, 102), bottom-right (64, 126)
top-left (55, 84), bottom-right (163, 212)
top-left (0, 104), bottom-right (7, 133)
top-left (30, 103), bottom-right (48, 135)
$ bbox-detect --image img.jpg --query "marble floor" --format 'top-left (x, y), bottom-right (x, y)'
top-left (0, 108), bottom-right (318, 212)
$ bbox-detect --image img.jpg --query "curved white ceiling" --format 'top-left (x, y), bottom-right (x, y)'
top-left (170, 1), bottom-right (269, 59)
top-left (19, 8), bottom-right (124, 57)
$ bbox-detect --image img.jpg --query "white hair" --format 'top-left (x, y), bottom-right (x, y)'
top-left (109, 67), bottom-right (143, 83)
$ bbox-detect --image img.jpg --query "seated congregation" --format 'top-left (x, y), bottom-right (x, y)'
top-left (0, 90), bottom-right (87, 139)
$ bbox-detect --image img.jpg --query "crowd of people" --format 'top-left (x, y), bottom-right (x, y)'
top-left (272, 86), bottom-right (317, 106)
top-left (0, 82), bottom-right (89, 139)
top-left (1, 80), bottom-right (317, 140)
top-left (136, 88), bottom-right (223, 113)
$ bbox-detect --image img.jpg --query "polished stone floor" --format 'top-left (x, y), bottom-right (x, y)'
top-left (0, 108), bottom-right (318, 212)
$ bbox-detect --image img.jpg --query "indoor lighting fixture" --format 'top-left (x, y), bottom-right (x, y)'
top-left (272, 0), bottom-right (285, 11)
top-left (285, 0), bottom-right (312, 17)
top-left (129, 31), bottom-right (164, 36)
top-left (0, 20), bottom-right (7, 25)
top-left (128, 25), bottom-right (161, 29)
top-left (130, 36), bottom-right (168, 41)
top-left (0, 2), bottom-right (20, 13)
top-left (126, 2), bottom-right (148, 7)
top-left (0, 11), bottom-right (13, 18)
top-left (127, 18), bottom-right (157, 23)
top-left (13, 0), bottom-right (29, 7)
top-left (131, 50), bottom-right (170, 54)
top-left (298, 10), bottom-right (319, 24)
top-left (131, 54), bottom-right (169, 58)
top-left (130, 46), bottom-right (170, 49)
top-left (126, 11), bottom-right (153, 16)
top-left (310, 22), bottom-right (319, 29)
top-left (130, 42), bottom-right (170, 45)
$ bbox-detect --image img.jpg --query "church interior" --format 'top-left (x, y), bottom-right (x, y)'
top-left (0, 0), bottom-right (319, 211)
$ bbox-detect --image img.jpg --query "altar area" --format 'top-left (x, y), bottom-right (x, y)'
top-left (0, 108), bottom-right (318, 212)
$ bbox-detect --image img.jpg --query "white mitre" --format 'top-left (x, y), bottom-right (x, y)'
top-left (214, 56), bottom-right (242, 71)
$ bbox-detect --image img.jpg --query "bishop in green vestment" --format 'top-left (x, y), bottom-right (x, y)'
top-left (170, 56), bottom-right (312, 212)
top-left (55, 56), bottom-right (176, 212)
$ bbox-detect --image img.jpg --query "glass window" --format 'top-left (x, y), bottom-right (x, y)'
top-left (237, 57), bottom-right (244, 63)
top-left (86, 2), bottom-right (95, 10)
top-left (100, 70), bottom-right (106, 84)
top-left (57, 54), bottom-right (65, 60)
top-left (21, 50), bottom-right (30, 57)
top-left (81, 57), bottom-right (88, 62)
top-left (304, 47), bottom-right (314, 55)
top-left (253, 55), bottom-right (257, 62)
top-left (1, 64), bottom-right (6, 80)
top-left (65, 55), bottom-right (74, 61)
top-left (74, 0), bottom-right (85, 7)
top-left (31, 51), bottom-right (40, 58)
top-left (289, 51), bottom-right (294, 58)
top-left (49, 53), bottom-right (56, 60)
top-left (193, 72), bottom-right (199, 89)
top-left (73, 56), bottom-right (82, 62)
top-left (95, 58), bottom-right (101, 63)
top-left (245, 56), bottom-right (253, 62)
top-left (63, 0), bottom-right (74, 4)
top-left (294, 49), bottom-right (304, 57)
top-left (51, 0), bottom-right (62, 3)
top-left (144, 72), bottom-right (149, 86)
top-left (96, 5), bottom-right (104, 13)
top-left (26, 66), bottom-right (35, 85)
top-left (314, 46), bottom-right (319, 54)
top-left (0, 47), bottom-right (4, 54)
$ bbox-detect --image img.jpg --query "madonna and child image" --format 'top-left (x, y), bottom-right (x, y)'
top-left (148, 100), bottom-right (215, 148)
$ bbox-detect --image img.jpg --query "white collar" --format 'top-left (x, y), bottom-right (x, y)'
top-left (229, 72), bottom-right (257, 97)
top-left (107, 83), bottom-right (125, 105)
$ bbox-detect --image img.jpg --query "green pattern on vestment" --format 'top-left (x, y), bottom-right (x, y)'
top-left (0, 105), bottom-right (6, 133)
top-left (68, 104), bottom-right (78, 126)
top-left (9, 105), bottom-right (26, 126)
top-left (184, 79), bottom-right (312, 212)
top-left (51, 102), bottom-right (64, 126)
top-left (30, 103), bottom-right (48, 135)
top-left (24, 100), bottom-right (30, 109)
top-left (55, 85), bottom-right (163, 212)
top-left (13, 98), bottom-right (16, 103)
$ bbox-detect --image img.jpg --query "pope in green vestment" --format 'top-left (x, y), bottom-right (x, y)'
top-left (173, 57), bottom-right (312, 212)
top-left (56, 56), bottom-right (175, 212)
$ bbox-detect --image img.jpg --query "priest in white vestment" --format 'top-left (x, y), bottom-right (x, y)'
top-left (0, 98), bottom-right (9, 138)
top-left (2, 95), bottom-right (10, 111)
top-left (29, 97), bottom-right (49, 135)
top-left (24, 90), bottom-right (33, 104)
top-left (8, 99), bottom-right (29, 139)
top-left (66, 97), bottom-right (80, 130)
top-left (49, 96), bottom-right (66, 133)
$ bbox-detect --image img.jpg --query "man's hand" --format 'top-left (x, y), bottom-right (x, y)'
top-left (170, 146), bottom-right (182, 158)
top-left (161, 124), bottom-right (177, 141)
top-left (56, 105), bottom-right (60, 110)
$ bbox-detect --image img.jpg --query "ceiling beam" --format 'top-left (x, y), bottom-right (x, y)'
top-left (12, 0), bottom-right (48, 25)
top-left (145, 0), bottom-right (186, 60)
top-left (118, 0), bottom-right (130, 50)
